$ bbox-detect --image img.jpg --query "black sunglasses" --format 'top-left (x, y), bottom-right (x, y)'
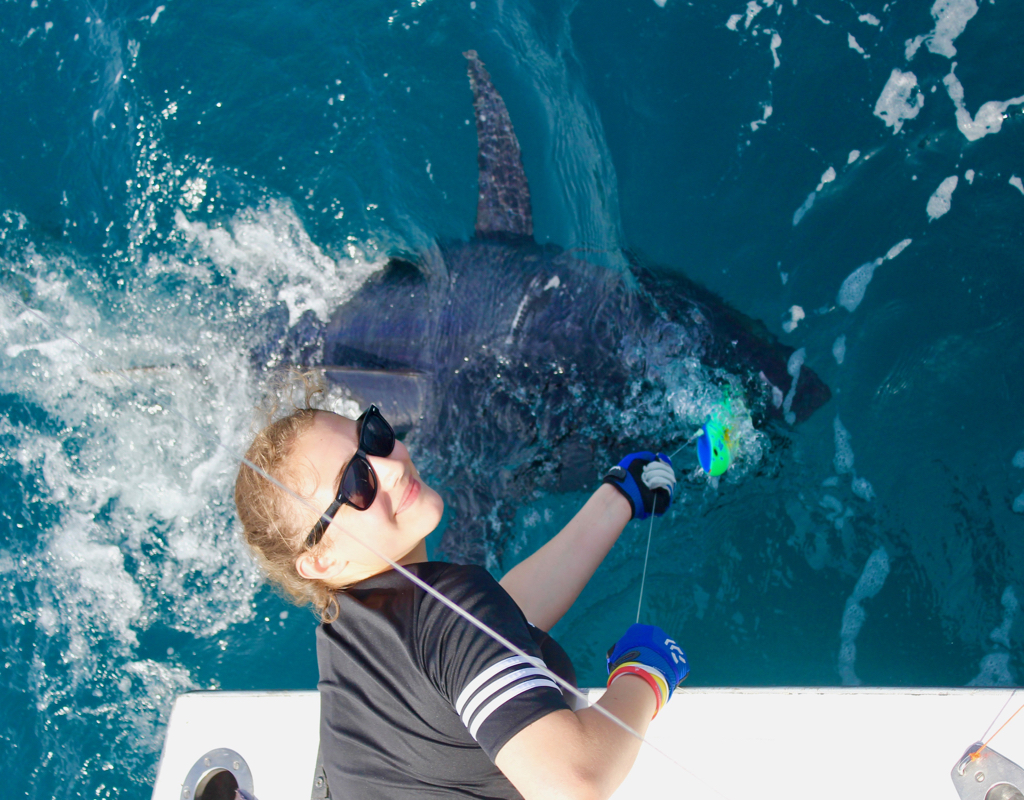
top-left (305, 404), bottom-right (396, 548)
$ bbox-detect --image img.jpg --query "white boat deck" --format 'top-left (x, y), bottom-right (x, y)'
top-left (152, 687), bottom-right (1024, 799)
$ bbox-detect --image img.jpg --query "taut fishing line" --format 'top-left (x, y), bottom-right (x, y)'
top-left (980, 689), bottom-right (1018, 744)
top-left (668, 430), bottom-right (702, 461)
top-left (4, 289), bottom-right (737, 800)
top-left (639, 424), bottom-right (726, 622)
top-left (636, 512), bottom-right (656, 624)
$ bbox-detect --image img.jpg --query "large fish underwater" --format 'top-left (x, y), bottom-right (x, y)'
top-left (259, 51), bottom-right (831, 563)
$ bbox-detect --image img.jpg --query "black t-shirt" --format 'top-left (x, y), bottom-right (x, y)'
top-left (316, 562), bottom-right (575, 799)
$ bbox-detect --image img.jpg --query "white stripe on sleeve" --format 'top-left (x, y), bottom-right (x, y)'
top-left (455, 655), bottom-right (544, 715)
top-left (459, 667), bottom-right (551, 727)
top-left (468, 678), bottom-right (561, 739)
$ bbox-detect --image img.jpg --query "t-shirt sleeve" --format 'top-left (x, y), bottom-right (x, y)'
top-left (418, 565), bottom-right (571, 761)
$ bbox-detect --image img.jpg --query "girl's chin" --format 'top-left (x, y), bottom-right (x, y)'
top-left (419, 482), bottom-right (444, 515)
top-left (419, 489), bottom-right (445, 540)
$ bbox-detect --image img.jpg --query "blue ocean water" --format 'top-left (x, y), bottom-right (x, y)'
top-left (1, 0), bottom-right (1023, 796)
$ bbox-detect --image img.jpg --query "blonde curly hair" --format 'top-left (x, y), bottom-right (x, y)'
top-left (234, 373), bottom-right (342, 623)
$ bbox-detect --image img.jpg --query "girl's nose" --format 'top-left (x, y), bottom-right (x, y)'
top-left (367, 441), bottom-right (408, 488)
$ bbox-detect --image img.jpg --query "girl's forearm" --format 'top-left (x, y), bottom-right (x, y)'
top-left (495, 675), bottom-right (657, 800)
top-left (500, 483), bottom-right (632, 630)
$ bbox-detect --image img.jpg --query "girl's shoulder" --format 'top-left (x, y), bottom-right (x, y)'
top-left (411, 561), bottom-right (505, 604)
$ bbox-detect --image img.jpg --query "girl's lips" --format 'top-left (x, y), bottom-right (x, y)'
top-left (396, 478), bottom-right (420, 515)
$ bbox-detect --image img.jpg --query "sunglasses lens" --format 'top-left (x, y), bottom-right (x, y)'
top-left (360, 409), bottom-right (395, 456)
top-left (341, 457), bottom-right (377, 510)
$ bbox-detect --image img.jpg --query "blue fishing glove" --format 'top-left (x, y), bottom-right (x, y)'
top-left (606, 623), bottom-right (689, 713)
top-left (602, 452), bottom-right (675, 520)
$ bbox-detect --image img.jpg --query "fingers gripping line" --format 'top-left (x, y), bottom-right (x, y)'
top-left (642, 459), bottom-right (676, 495)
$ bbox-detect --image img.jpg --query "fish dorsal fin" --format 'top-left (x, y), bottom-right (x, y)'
top-left (464, 50), bottom-right (533, 240)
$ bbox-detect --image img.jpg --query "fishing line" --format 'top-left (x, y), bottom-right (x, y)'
top-left (972, 692), bottom-right (1024, 762)
top-left (979, 689), bottom-right (1018, 744)
top-left (667, 424), bottom-right (708, 460)
top-left (5, 289), bottom-right (738, 800)
top-left (668, 430), bottom-right (702, 461)
top-left (636, 510), bottom-right (656, 624)
top-left (637, 425), bottom-right (715, 621)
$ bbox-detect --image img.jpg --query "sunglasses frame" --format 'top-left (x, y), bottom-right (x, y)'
top-left (304, 404), bottom-right (395, 549)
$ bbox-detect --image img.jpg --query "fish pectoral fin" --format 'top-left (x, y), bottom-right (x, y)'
top-left (321, 367), bottom-right (430, 434)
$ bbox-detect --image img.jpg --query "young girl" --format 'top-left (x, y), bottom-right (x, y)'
top-left (234, 397), bottom-right (687, 800)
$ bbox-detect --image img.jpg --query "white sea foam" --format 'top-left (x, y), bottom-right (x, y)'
top-left (990, 587), bottom-right (1019, 649)
top-left (968, 653), bottom-right (1016, 686)
top-left (837, 239), bottom-right (911, 311)
top-left (848, 34), bottom-right (867, 57)
top-left (885, 238), bottom-right (912, 261)
top-left (838, 260), bottom-right (879, 312)
top-left (174, 202), bottom-right (385, 326)
top-left (745, 1), bottom-right (763, 28)
top-left (859, 13), bottom-right (880, 26)
top-left (751, 104), bottom-right (773, 132)
top-left (727, 14), bottom-right (743, 30)
top-left (817, 166), bottom-right (836, 191)
top-left (926, 175), bottom-right (959, 220)
top-left (965, 169), bottom-right (975, 184)
top-left (906, 0), bottom-right (978, 60)
top-left (792, 190), bottom-right (816, 226)
top-left (967, 588), bottom-right (1019, 685)
top-left (832, 335), bottom-right (846, 365)
top-left (847, 150), bottom-right (861, 164)
top-left (851, 477), bottom-right (875, 501)
top-left (42, 515), bottom-right (144, 658)
top-left (853, 548), bottom-right (890, 601)
top-left (820, 495), bottom-right (844, 516)
top-left (770, 32), bottom-right (782, 67)
top-left (1011, 177), bottom-right (1024, 196)
top-left (120, 659), bottom-right (196, 757)
top-left (838, 547), bottom-right (890, 685)
top-left (874, 69), bottom-right (924, 134)
top-left (943, 64), bottom-right (1024, 142)
top-left (782, 348), bottom-right (805, 425)
top-left (1, 285), bottom-right (263, 642)
top-left (782, 305), bottom-right (804, 333)
top-left (0, 198), bottom-right (387, 773)
top-left (834, 415), bottom-right (854, 474)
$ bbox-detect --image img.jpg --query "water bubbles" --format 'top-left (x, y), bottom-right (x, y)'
top-left (666, 369), bottom-right (767, 482)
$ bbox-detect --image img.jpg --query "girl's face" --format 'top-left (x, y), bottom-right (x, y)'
top-left (290, 410), bottom-right (444, 585)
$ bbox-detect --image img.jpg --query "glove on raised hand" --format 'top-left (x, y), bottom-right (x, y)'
top-left (602, 452), bottom-right (676, 520)
top-left (606, 623), bottom-right (689, 717)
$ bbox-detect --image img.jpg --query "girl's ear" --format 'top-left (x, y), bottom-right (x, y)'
top-left (295, 547), bottom-right (348, 582)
